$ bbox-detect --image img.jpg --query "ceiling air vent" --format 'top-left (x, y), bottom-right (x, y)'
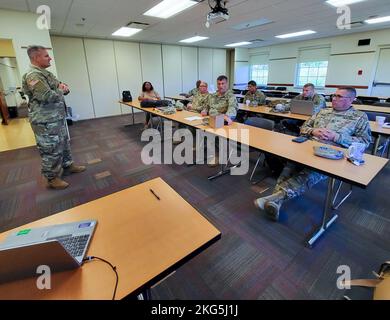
top-left (126, 22), bottom-right (150, 29)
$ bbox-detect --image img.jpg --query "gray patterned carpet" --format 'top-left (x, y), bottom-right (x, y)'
top-left (0, 113), bottom-right (389, 300)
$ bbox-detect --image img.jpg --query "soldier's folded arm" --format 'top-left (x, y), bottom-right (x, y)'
top-left (300, 115), bottom-right (316, 136)
top-left (27, 73), bottom-right (63, 103)
top-left (226, 94), bottom-right (238, 118)
top-left (334, 114), bottom-right (372, 148)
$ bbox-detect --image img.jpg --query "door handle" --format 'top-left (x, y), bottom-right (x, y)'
top-left (373, 82), bottom-right (390, 87)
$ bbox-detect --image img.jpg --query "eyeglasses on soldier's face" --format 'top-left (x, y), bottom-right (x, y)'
top-left (332, 94), bottom-right (353, 100)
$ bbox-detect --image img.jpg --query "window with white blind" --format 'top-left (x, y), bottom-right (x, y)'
top-left (296, 46), bottom-right (330, 88)
top-left (250, 64), bottom-right (269, 85)
top-left (249, 53), bottom-right (269, 85)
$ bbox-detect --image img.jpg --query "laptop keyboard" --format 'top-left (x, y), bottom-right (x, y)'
top-left (47, 234), bottom-right (90, 258)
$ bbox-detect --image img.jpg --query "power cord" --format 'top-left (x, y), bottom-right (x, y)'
top-left (83, 256), bottom-right (119, 300)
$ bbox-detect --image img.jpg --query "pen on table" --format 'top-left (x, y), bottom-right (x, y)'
top-left (150, 188), bottom-right (160, 200)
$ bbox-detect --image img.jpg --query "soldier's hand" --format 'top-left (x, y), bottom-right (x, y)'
top-left (58, 83), bottom-right (70, 94)
top-left (224, 115), bottom-right (233, 125)
top-left (201, 109), bottom-right (208, 117)
top-left (312, 128), bottom-right (326, 139)
top-left (187, 103), bottom-right (192, 110)
top-left (322, 129), bottom-right (337, 141)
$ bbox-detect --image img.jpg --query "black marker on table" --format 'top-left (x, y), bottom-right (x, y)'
top-left (149, 189), bottom-right (160, 200)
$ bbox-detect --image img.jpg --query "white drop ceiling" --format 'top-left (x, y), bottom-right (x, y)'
top-left (1, 0), bottom-right (390, 48)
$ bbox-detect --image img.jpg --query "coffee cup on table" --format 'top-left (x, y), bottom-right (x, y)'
top-left (376, 116), bottom-right (386, 127)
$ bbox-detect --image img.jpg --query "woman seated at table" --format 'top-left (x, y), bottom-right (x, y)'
top-left (138, 81), bottom-right (160, 130)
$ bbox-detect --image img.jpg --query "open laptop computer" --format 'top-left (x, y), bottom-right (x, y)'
top-left (290, 99), bottom-right (315, 115)
top-left (0, 219), bottom-right (97, 284)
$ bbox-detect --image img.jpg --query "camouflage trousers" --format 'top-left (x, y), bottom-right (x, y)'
top-left (273, 162), bottom-right (327, 200)
top-left (31, 120), bottom-right (73, 180)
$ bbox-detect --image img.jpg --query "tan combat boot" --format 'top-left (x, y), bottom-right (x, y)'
top-left (254, 190), bottom-right (286, 222)
top-left (63, 164), bottom-right (86, 175)
top-left (47, 177), bottom-right (69, 190)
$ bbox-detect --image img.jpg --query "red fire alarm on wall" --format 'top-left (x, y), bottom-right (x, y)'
top-left (358, 69), bottom-right (363, 75)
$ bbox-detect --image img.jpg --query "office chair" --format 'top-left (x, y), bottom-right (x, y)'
top-left (276, 86), bottom-right (287, 91)
top-left (233, 89), bottom-right (242, 94)
top-left (357, 96), bottom-right (380, 105)
top-left (244, 117), bottom-right (275, 183)
top-left (241, 89), bottom-right (248, 95)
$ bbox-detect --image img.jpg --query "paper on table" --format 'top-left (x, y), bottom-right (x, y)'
top-left (185, 116), bottom-right (203, 121)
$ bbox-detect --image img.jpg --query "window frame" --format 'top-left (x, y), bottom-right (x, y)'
top-left (295, 60), bottom-right (329, 89)
top-left (249, 64), bottom-right (269, 86)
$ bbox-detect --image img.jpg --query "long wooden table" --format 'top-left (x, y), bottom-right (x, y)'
top-left (120, 100), bottom-right (388, 246)
top-left (0, 177), bottom-right (221, 299)
top-left (238, 104), bottom-right (390, 155)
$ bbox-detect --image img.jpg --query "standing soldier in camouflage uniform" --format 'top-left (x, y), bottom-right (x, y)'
top-left (22, 45), bottom-right (85, 190)
top-left (254, 87), bottom-right (371, 221)
top-left (283, 83), bottom-right (327, 134)
top-left (203, 75), bottom-right (238, 166)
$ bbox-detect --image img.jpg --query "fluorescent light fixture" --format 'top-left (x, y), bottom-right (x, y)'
top-left (144, 0), bottom-right (198, 19)
top-left (225, 42), bottom-right (252, 47)
top-left (179, 36), bottom-right (209, 43)
top-left (275, 30), bottom-right (316, 39)
top-left (112, 27), bottom-right (142, 37)
top-left (325, 0), bottom-right (366, 7)
top-left (365, 16), bottom-right (390, 24)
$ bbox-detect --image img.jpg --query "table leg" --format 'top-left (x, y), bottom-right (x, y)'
top-left (306, 177), bottom-right (338, 247)
top-left (372, 134), bottom-right (381, 155)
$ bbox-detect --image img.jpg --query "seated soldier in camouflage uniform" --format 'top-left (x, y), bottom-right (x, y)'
top-left (244, 80), bottom-right (266, 105)
top-left (186, 81), bottom-right (210, 113)
top-left (254, 87), bottom-right (371, 221)
top-left (283, 83), bottom-right (327, 134)
top-left (22, 46), bottom-right (85, 190)
top-left (203, 75), bottom-right (238, 166)
top-left (236, 80), bottom-right (267, 122)
top-left (186, 80), bottom-right (201, 97)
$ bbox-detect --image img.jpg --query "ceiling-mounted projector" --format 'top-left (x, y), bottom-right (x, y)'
top-left (205, 0), bottom-right (229, 28)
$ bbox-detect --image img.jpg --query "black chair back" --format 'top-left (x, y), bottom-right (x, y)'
top-left (244, 117), bottom-right (275, 131)
top-left (357, 96), bottom-right (380, 105)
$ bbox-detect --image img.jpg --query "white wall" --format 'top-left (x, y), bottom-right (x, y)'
top-left (247, 28), bottom-right (390, 96)
top-left (181, 46), bottom-right (198, 93)
top-left (162, 45), bottom-right (182, 97)
top-left (233, 48), bottom-right (249, 87)
top-left (113, 41), bottom-right (143, 115)
top-left (0, 9), bottom-right (57, 78)
top-left (51, 37), bottom-right (95, 119)
top-left (84, 39), bottom-right (121, 118)
top-left (51, 36), bottom-right (228, 120)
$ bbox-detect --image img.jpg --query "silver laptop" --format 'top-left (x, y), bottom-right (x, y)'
top-left (0, 219), bottom-right (97, 284)
top-left (290, 99), bottom-right (315, 115)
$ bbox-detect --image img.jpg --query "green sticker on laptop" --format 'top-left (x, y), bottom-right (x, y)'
top-left (17, 229), bottom-right (31, 236)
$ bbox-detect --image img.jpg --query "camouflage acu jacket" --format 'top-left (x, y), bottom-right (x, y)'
top-left (300, 106), bottom-right (372, 148)
top-left (244, 90), bottom-right (266, 105)
top-left (22, 65), bottom-right (66, 124)
top-left (208, 90), bottom-right (238, 118)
